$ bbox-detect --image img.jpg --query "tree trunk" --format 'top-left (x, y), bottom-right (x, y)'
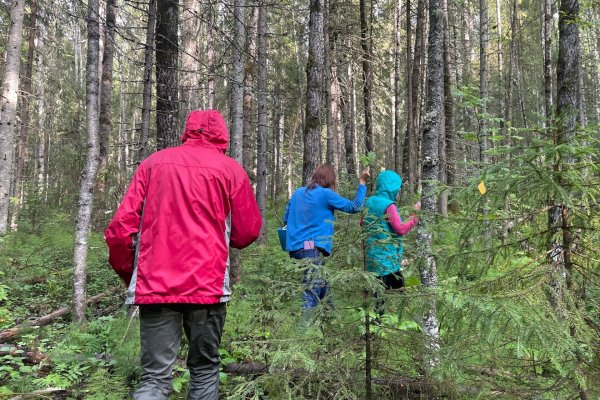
top-left (139, 0), bottom-right (156, 162)
top-left (418, 0), bottom-right (443, 369)
top-left (393, 0), bottom-right (403, 173)
top-left (0, 0), bottom-right (27, 234)
top-left (440, 0), bottom-right (455, 216)
top-left (359, 0), bottom-right (374, 154)
top-left (556, 1), bottom-right (588, 398)
top-left (543, 0), bottom-right (553, 135)
top-left (11, 0), bottom-right (38, 231)
top-left (99, 0), bottom-right (116, 174)
top-left (243, 2), bottom-right (259, 177)
top-left (205, 0), bottom-right (215, 109)
top-left (182, 0), bottom-right (201, 113)
top-left (478, 0), bottom-right (489, 164)
top-left (230, 0), bottom-right (246, 163)
top-left (325, 0), bottom-right (340, 181)
top-left (73, 0), bottom-right (101, 324)
top-left (155, 0), bottom-right (179, 150)
top-left (255, 1), bottom-right (268, 243)
top-left (302, 0), bottom-right (324, 184)
top-left (341, 61), bottom-right (357, 177)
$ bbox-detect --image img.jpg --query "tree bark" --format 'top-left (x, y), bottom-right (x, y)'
top-left (359, 0), bottom-right (374, 154)
top-left (325, 0), bottom-right (340, 181)
top-left (255, 1), bottom-right (268, 243)
top-left (418, 0), bottom-right (443, 369)
top-left (478, 0), bottom-right (489, 164)
top-left (205, 0), bottom-right (215, 109)
top-left (11, 0), bottom-right (38, 231)
top-left (182, 0), bottom-right (201, 113)
top-left (73, 0), bottom-right (101, 324)
top-left (341, 61), bottom-right (357, 177)
top-left (99, 0), bottom-right (117, 174)
top-left (543, 0), bottom-right (553, 135)
top-left (302, 0), bottom-right (324, 184)
top-left (0, 0), bottom-right (27, 234)
top-left (393, 0), bottom-right (403, 173)
top-left (556, 1), bottom-right (588, 398)
top-left (230, 0), bottom-right (246, 163)
top-left (139, 0), bottom-right (157, 162)
top-left (155, 0), bottom-right (179, 150)
top-left (243, 2), bottom-right (259, 176)
top-left (440, 0), bottom-right (455, 216)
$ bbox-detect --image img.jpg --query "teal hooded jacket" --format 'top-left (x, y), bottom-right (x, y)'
top-left (363, 170), bottom-right (405, 276)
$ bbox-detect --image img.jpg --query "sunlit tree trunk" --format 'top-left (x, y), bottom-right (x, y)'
top-left (0, 0), bottom-right (27, 234)
top-left (230, 0), bottom-right (246, 163)
top-left (325, 0), bottom-right (340, 181)
top-left (418, 0), bottom-right (443, 369)
top-left (139, 0), bottom-right (156, 162)
top-left (11, 0), bottom-right (38, 230)
top-left (243, 2), bottom-right (259, 176)
top-left (303, 0), bottom-right (324, 184)
top-left (255, 1), bottom-right (268, 243)
top-left (73, 0), bottom-right (101, 324)
top-left (155, 0), bottom-right (179, 150)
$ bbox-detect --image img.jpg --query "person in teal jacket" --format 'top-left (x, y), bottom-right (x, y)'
top-left (362, 170), bottom-right (420, 313)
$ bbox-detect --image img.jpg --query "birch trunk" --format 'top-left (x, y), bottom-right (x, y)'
top-left (11, 0), bottom-right (38, 230)
top-left (255, 1), bottom-right (268, 243)
top-left (139, 0), bottom-right (156, 162)
top-left (230, 0), bottom-right (246, 163)
top-left (155, 0), bottom-right (179, 150)
top-left (302, 0), bottom-right (324, 184)
top-left (418, 0), bottom-right (443, 369)
top-left (0, 0), bottom-right (27, 234)
top-left (73, 0), bottom-right (101, 324)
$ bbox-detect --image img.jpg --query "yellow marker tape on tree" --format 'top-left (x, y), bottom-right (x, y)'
top-left (478, 181), bottom-right (487, 195)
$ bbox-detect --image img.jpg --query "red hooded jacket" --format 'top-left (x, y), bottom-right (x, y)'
top-left (105, 110), bottom-right (261, 305)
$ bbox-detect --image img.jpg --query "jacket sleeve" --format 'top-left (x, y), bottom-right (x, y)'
top-left (104, 162), bottom-right (148, 285)
top-left (385, 204), bottom-right (418, 235)
top-left (230, 175), bottom-right (262, 249)
top-left (326, 184), bottom-right (367, 214)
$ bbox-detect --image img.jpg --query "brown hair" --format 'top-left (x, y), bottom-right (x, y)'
top-left (308, 164), bottom-right (336, 190)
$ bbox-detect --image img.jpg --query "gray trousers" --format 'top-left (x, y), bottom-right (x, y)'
top-left (133, 303), bottom-right (227, 400)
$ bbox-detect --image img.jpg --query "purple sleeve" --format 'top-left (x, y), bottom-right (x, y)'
top-left (385, 204), bottom-right (418, 236)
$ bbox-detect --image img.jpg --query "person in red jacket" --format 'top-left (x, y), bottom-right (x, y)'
top-left (105, 110), bottom-right (261, 400)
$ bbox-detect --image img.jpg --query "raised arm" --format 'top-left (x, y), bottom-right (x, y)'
top-left (385, 203), bottom-right (419, 236)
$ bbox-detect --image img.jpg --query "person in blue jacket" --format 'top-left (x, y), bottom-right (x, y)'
top-left (283, 164), bottom-right (369, 309)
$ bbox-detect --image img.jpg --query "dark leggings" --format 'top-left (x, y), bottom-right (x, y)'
top-left (375, 271), bottom-right (404, 317)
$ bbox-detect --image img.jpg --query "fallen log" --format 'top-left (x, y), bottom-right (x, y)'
top-left (8, 387), bottom-right (70, 400)
top-left (0, 289), bottom-right (120, 341)
top-left (0, 344), bottom-right (47, 364)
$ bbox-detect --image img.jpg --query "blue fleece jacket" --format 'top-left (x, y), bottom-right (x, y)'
top-left (283, 184), bottom-right (366, 255)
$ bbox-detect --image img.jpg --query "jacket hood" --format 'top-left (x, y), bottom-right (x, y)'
top-left (181, 110), bottom-right (229, 152)
top-left (374, 170), bottom-right (403, 201)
